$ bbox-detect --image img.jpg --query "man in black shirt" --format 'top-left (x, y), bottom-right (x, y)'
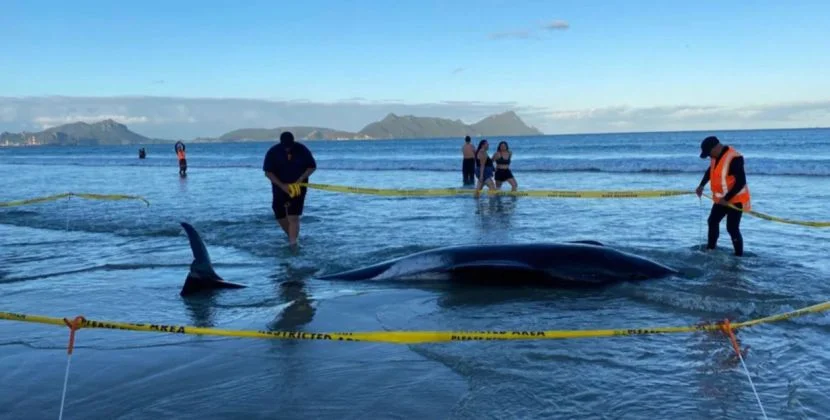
top-left (695, 136), bottom-right (750, 256)
top-left (263, 132), bottom-right (317, 247)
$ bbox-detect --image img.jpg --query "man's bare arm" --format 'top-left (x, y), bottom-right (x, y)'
top-left (298, 167), bottom-right (316, 182)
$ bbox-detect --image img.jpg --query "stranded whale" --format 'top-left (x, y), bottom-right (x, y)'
top-left (315, 241), bottom-right (678, 287)
top-left (177, 221), bottom-right (677, 296)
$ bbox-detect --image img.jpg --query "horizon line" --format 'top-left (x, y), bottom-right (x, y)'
top-left (3, 122), bottom-right (828, 146)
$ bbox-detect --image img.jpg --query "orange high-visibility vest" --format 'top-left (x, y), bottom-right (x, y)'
top-left (709, 147), bottom-right (751, 211)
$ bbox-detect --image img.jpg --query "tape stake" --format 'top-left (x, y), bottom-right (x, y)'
top-left (720, 319), bottom-right (742, 357)
top-left (58, 316), bottom-right (84, 420)
top-left (63, 316), bottom-right (85, 355)
top-left (721, 319), bottom-right (769, 420)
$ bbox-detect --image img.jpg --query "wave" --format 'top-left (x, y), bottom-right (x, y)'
top-left (0, 261), bottom-right (259, 284)
top-left (0, 211), bottom-right (294, 266)
top-left (4, 156), bottom-right (830, 176)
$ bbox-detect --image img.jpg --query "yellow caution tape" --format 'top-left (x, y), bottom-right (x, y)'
top-left (288, 183), bottom-right (302, 198)
top-left (300, 183), bottom-right (829, 227)
top-left (701, 193), bottom-right (830, 228)
top-left (301, 182), bottom-right (693, 199)
top-left (0, 192), bottom-right (150, 208)
top-left (1, 300), bottom-right (827, 345)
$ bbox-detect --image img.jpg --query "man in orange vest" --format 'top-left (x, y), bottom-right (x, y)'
top-left (695, 136), bottom-right (750, 256)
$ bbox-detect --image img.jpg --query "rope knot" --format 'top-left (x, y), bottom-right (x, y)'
top-left (720, 318), bottom-right (749, 359)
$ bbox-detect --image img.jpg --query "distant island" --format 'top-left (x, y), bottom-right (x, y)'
top-left (0, 111), bottom-right (543, 147)
top-left (218, 111), bottom-right (542, 141)
top-left (0, 119), bottom-right (164, 147)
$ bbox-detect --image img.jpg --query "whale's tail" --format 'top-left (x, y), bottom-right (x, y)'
top-left (179, 222), bottom-right (247, 297)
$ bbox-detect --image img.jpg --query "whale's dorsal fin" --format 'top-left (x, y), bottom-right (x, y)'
top-left (179, 222), bottom-right (247, 296)
top-left (181, 222), bottom-right (215, 274)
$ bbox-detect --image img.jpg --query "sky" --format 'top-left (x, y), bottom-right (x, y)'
top-left (2, 0), bottom-right (829, 138)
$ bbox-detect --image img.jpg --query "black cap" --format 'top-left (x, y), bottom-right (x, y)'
top-left (280, 131), bottom-right (295, 146)
top-left (700, 136), bottom-right (720, 158)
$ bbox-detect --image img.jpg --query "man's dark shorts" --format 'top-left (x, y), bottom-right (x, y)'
top-left (272, 186), bottom-right (308, 219)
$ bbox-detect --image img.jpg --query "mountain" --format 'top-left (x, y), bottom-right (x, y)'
top-left (0, 119), bottom-right (159, 146)
top-left (219, 111), bottom-right (542, 141)
top-left (357, 113), bottom-right (475, 139)
top-left (0, 110), bottom-right (543, 147)
top-left (358, 111), bottom-right (542, 139)
top-left (218, 126), bottom-right (370, 141)
top-left (469, 111), bottom-right (543, 137)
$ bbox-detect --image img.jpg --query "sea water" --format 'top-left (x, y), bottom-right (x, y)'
top-left (1, 128), bottom-right (829, 419)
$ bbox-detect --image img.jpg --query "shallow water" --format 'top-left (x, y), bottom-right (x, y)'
top-left (2, 129), bottom-right (830, 419)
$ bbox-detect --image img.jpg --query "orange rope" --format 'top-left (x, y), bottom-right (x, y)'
top-left (720, 318), bottom-right (768, 419)
top-left (62, 316), bottom-right (85, 355)
top-left (59, 316), bottom-right (84, 420)
top-left (720, 319), bottom-right (743, 357)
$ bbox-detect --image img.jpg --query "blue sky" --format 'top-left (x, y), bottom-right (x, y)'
top-left (2, 0), bottom-right (829, 137)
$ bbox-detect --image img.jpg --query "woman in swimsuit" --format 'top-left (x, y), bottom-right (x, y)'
top-left (493, 141), bottom-right (517, 191)
top-left (474, 139), bottom-right (496, 197)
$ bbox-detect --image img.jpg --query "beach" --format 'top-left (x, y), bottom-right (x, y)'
top-left (2, 128), bottom-right (830, 419)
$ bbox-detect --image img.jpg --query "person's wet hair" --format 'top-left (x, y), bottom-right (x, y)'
top-left (498, 141), bottom-right (509, 151)
top-left (476, 139), bottom-right (488, 155)
top-left (465, 136), bottom-right (471, 143)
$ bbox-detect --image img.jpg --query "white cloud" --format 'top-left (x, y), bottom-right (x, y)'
top-left (0, 106), bottom-right (17, 123)
top-left (532, 101), bottom-right (830, 134)
top-left (337, 97), bottom-right (368, 103)
top-left (33, 115), bottom-right (150, 129)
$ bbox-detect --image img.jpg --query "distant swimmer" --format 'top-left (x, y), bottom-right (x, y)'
top-left (696, 135), bottom-right (750, 256)
top-left (493, 141), bottom-right (517, 191)
top-left (263, 131), bottom-right (317, 247)
top-left (474, 139), bottom-right (496, 197)
top-left (461, 135), bottom-right (475, 185)
top-left (175, 141), bottom-right (187, 177)
top-left (138, 148), bottom-right (146, 159)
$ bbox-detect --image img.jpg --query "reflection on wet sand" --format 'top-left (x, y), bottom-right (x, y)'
top-left (184, 294), bottom-right (218, 327)
top-left (267, 263), bottom-right (318, 331)
top-left (476, 195), bottom-right (517, 217)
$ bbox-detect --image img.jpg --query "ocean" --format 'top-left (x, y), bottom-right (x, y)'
top-left (1, 128), bottom-right (829, 419)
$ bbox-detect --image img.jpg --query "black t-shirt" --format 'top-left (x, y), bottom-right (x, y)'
top-left (262, 142), bottom-right (317, 191)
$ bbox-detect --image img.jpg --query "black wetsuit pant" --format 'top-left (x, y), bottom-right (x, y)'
top-left (462, 158), bottom-right (475, 185)
top-left (707, 202), bottom-right (743, 256)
